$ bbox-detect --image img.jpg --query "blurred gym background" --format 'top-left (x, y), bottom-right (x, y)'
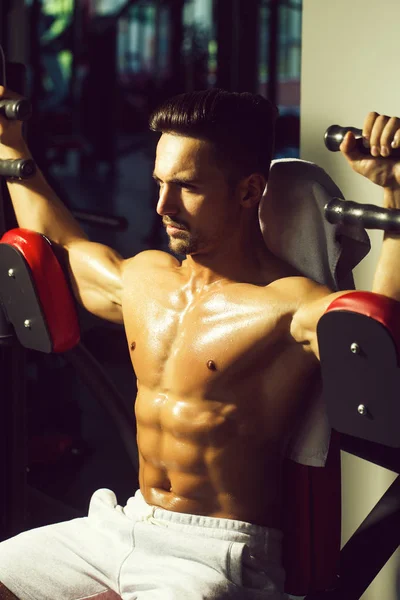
top-left (0, 0), bottom-right (302, 528)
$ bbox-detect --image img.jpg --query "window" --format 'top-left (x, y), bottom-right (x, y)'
top-left (259, 0), bottom-right (302, 110)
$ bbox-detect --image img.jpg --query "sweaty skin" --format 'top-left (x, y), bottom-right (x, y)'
top-left (122, 251), bottom-right (319, 528)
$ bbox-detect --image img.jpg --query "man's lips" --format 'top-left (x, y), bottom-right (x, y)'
top-left (164, 221), bottom-right (188, 232)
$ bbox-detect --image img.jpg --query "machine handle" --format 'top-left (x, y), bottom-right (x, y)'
top-left (325, 198), bottom-right (400, 231)
top-left (324, 124), bottom-right (400, 158)
top-left (0, 98), bottom-right (32, 121)
top-left (0, 158), bottom-right (36, 179)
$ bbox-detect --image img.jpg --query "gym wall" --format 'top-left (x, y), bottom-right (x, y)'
top-left (300, 1), bottom-right (400, 599)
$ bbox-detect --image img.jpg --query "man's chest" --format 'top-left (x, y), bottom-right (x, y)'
top-left (122, 281), bottom-right (293, 394)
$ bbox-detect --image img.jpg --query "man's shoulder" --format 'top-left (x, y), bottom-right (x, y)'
top-left (268, 275), bottom-right (332, 305)
top-left (123, 249), bottom-right (180, 274)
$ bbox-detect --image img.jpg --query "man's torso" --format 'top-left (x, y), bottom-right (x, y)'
top-left (121, 251), bottom-right (319, 528)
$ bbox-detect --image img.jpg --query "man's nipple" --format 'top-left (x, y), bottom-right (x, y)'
top-left (207, 360), bottom-right (217, 371)
top-left (130, 342), bottom-right (136, 351)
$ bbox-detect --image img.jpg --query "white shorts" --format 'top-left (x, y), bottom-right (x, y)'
top-left (0, 488), bottom-right (285, 599)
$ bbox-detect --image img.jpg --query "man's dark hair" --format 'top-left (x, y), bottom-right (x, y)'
top-left (149, 88), bottom-right (278, 183)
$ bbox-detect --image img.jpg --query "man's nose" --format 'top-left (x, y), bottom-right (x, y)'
top-left (156, 184), bottom-right (179, 216)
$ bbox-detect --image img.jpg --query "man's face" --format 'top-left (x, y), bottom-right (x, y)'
top-left (153, 133), bottom-right (239, 256)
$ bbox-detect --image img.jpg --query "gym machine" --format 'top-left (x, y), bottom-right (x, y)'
top-left (0, 83), bottom-right (399, 597)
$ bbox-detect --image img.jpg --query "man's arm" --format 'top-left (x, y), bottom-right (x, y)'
top-left (292, 111), bottom-right (400, 358)
top-left (0, 86), bottom-right (127, 323)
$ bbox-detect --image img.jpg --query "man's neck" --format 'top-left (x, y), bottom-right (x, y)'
top-left (180, 215), bottom-right (278, 290)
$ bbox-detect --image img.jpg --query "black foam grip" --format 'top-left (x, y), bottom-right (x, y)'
top-left (324, 125), bottom-right (400, 158)
top-left (0, 159), bottom-right (36, 179)
top-left (325, 198), bottom-right (400, 231)
top-left (0, 98), bottom-right (32, 121)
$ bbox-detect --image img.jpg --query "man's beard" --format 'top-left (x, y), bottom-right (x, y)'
top-left (163, 218), bottom-right (199, 255)
top-left (168, 229), bottom-right (199, 255)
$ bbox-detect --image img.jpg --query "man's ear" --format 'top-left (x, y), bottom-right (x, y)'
top-left (239, 173), bottom-right (267, 208)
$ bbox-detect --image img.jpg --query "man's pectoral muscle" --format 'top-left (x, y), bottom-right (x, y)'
top-left (122, 257), bottom-right (322, 528)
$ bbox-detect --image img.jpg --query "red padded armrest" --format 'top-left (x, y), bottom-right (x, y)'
top-left (319, 289), bottom-right (400, 447)
top-left (0, 228), bottom-right (80, 352)
top-left (326, 291), bottom-right (400, 344)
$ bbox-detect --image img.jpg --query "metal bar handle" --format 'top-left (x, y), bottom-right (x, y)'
top-left (0, 98), bottom-right (32, 121)
top-left (325, 198), bottom-right (400, 231)
top-left (324, 124), bottom-right (400, 158)
top-left (0, 159), bottom-right (36, 179)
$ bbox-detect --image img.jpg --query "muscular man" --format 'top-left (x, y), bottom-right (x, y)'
top-left (0, 87), bottom-right (399, 600)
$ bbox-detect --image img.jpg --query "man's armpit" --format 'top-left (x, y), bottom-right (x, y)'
top-left (290, 286), bottom-right (349, 357)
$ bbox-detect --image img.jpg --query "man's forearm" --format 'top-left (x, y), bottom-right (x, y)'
top-left (2, 142), bottom-right (88, 246)
top-left (372, 188), bottom-right (400, 301)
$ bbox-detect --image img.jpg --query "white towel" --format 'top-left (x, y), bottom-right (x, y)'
top-left (259, 158), bottom-right (370, 466)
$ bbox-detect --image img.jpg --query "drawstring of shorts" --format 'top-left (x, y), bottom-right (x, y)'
top-left (141, 507), bottom-right (169, 528)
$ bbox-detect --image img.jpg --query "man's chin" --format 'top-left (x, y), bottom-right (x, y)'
top-left (169, 239), bottom-right (188, 254)
top-left (168, 237), bottom-right (198, 256)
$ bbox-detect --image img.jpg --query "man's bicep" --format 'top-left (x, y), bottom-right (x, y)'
top-left (290, 283), bottom-right (349, 359)
top-left (63, 239), bottom-right (127, 324)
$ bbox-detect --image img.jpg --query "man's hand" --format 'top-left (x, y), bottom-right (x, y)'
top-left (340, 112), bottom-right (400, 195)
top-left (0, 86), bottom-right (26, 154)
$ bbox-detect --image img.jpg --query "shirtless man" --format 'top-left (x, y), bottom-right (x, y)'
top-left (0, 87), bottom-right (399, 600)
